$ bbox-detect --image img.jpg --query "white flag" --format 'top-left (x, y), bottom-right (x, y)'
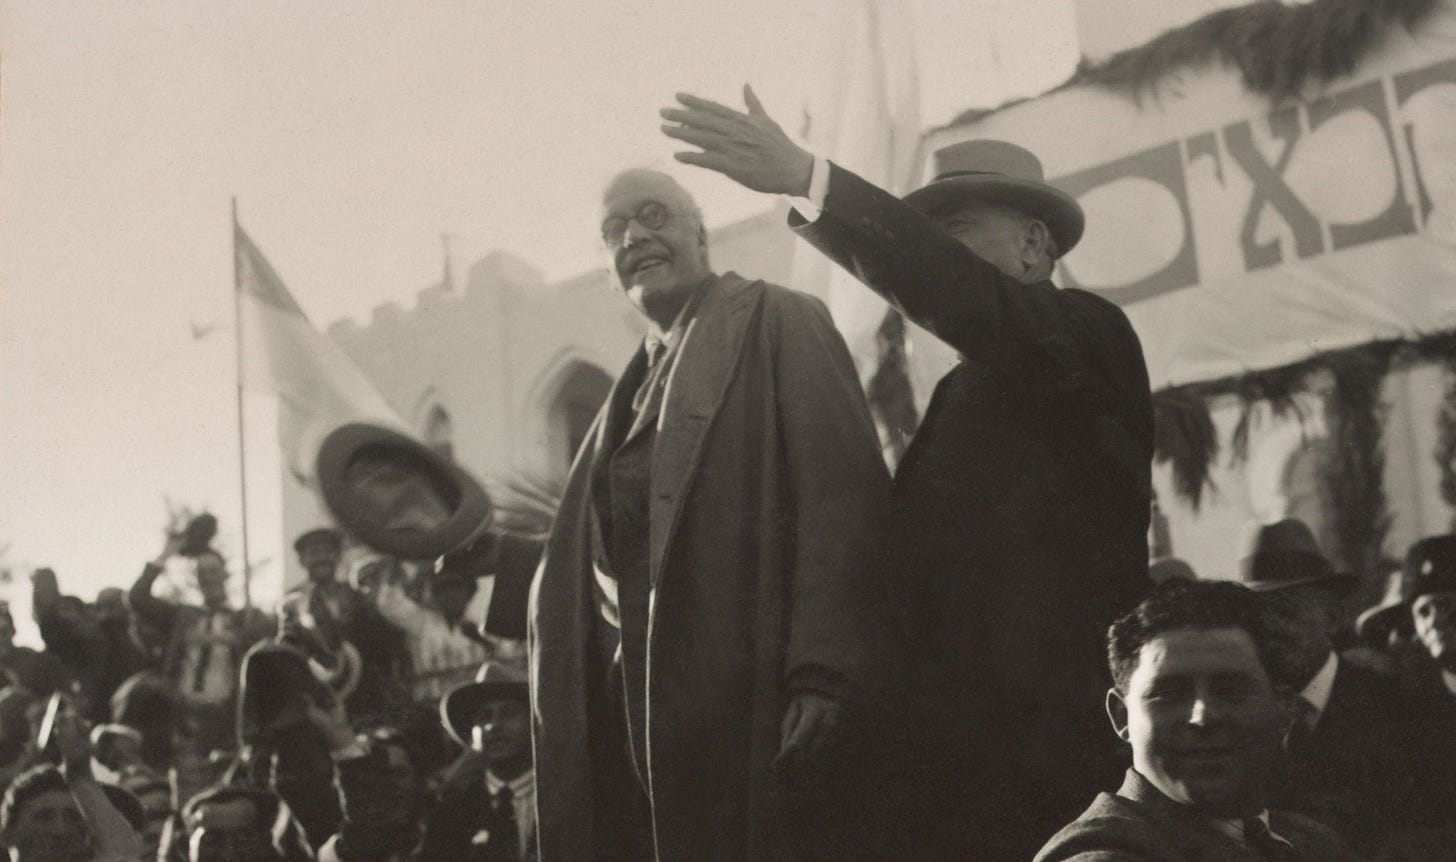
top-left (235, 222), bottom-right (404, 484)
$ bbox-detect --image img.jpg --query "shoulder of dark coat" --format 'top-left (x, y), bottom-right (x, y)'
top-left (1268, 807), bottom-right (1360, 857)
top-left (739, 276), bottom-right (834, 324)
top-left (1035, 793), bottom-right (1181, 861)
top-left (1060, 285), bottom-right (1137, 328)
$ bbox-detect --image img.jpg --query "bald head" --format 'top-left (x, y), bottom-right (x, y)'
top-left (600, 168), bottom-right (712, 328)
top-left (602, 169), bottom-right (701, 224)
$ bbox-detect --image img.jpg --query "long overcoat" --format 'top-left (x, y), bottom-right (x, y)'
top-left (792, 163), bottom-right (1155, 857)
top-left (526, 273), bottom-right (890, 861)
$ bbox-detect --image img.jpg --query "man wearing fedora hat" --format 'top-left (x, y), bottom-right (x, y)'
top-left (422, 649), bottom-right (536, 862)
top-left (1237, 518), bottom-right (1432, 854)
top-left (663, 87), bottom-right (1153, 857)
top-left (1393, 536), bottom-right (1456, 831)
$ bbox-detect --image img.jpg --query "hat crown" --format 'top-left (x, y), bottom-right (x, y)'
top-left (1403, 534), bottom-right (1456, 597)
top-left (932, 139), bottom-right (1047, 184)
top-left (1235, 518), bottom-right (1337, 586)
top-left (1238, 518), bottom-right (1324, 560)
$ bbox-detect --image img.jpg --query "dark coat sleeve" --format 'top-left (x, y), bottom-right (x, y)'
top-left (324, 751), bottom-right (423, 861)
top-left (764, 287), bottom-right (892, 701)
top-left (793, 160), bottom-right (1154, 515)
top-left (127, 563), bottom-right (178, 635)
top-left (485, 533), bottom-right (546, 640)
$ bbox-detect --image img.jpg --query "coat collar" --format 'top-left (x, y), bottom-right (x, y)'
top-left (1115, 769), bottom-right (1263, 861)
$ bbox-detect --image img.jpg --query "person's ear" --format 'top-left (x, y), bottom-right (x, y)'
top-left (1106, 688), bottom-right (1131, 742)
top-left (1021, 219), bottom-right (1050, 270)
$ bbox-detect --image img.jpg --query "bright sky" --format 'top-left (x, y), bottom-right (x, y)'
top-left (0, 0), bottom-right (1079, 621)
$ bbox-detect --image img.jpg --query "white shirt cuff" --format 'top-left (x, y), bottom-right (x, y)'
top-left (785, 154), bottom-right (830, 222)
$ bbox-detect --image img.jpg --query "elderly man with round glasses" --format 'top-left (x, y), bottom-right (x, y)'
top-left (465, 167), bottom-right (891, 860)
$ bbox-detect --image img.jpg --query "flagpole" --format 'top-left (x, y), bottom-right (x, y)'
top-left (232, 197), bottom-right (254, 609)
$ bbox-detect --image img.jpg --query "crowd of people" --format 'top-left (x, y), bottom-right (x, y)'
top-left (0, 519), bottom-right (527, 862)
top-left (8, 91), bottom-right (1456, 861)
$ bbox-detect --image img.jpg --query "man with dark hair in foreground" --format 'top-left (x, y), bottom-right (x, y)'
top-left (1036, 580), bottom-right (1358, 861)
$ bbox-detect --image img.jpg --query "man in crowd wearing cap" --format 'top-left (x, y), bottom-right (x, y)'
top-left (129, 531), bottom-right (270, 741)
top-left (31, 570), bottom-right (148, 723)
top-left (0, 605), bottom-right (69, 704)
top-left (1037, 580), bottom-right (1358, 862)
top-left (457, 166), bottom-right (890, 860)
top-left (287, 529), bottom-right (410, 723)
top-left (661, 86), bottom-right (1153, 857)
top-left (1393, 535), bottom-right (1456, 832)
top-left (1237, 518), bottom-right (1429, 854)
top-left (422, 649), bottom-right (535, 862)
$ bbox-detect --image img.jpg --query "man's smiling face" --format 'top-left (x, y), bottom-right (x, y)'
top-left (600, 169), bottom-right (710, 321)
top-left (1110, 626), bottom-right (1285, 818)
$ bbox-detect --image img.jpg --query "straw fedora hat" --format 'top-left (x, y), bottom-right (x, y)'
top-left (316, 423), bottom-right (493, 560)
top-left (440, 651), bottom-right (529, 748)
top-left (902, 139), bottom-right (1085, 253)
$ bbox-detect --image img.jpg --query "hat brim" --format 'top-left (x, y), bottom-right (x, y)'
top-left (317, 423), bottom-right (493, 560)
top-left (441, 679), bottom-right (529, 748)
top-left (1242, 572), bottom-right (1358, 595)
top-left (1355, 600), bottom-right (1412, 644)
top-left (903, 175), bottom-right (1086, 254)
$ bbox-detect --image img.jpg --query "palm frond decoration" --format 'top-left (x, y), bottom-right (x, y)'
top-left (1078, 0), bottom-right (1440, 102)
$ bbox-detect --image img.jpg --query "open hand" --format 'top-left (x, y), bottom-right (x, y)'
top-left (661, 85), bottom-right (814, 196)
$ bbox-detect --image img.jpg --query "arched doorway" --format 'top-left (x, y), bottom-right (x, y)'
top-left (543, 361), bottom-right (612, 477)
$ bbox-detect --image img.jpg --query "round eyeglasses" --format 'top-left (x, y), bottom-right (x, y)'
top-left (601, 201), bottom-right (670, 247)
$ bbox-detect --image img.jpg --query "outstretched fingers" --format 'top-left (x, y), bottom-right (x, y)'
top-left (672, 150), bottom-right (733, 173)
top-left (660, 106), bottom-right (739, 136)
top-left (675, 91), bottom-right (745, 119)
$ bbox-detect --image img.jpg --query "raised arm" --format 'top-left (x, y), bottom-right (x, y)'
top-left (128, 535), bottom-right (184, 634)
top-left (55, 711), bottom-right (145, 862)
top-left (660, 86), bottom-right (1131, 403)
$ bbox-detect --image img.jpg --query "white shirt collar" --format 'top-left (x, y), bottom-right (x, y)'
top-left (1299, 651), bottom-right (1339, 723)
top-left (485, 768), bottom-right (534, 798)
top-left (643, 298), bottom-right (695, 359)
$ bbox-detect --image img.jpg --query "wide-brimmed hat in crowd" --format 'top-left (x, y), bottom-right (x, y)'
top-left (292, 527), bottom-right (342, 554)
top-left (1235, 518), bottom-right (1356, 594)
top-left (1355, 534), bottom-right (1456, 646)
top-left (902, 139), bottom-right (1085, 254)
top-left (440, 646), bottom-right (529, 748)
top-left (316, 423), bottom-right (492, 561)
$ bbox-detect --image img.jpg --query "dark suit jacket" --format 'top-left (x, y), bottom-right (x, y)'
top-left (1035, 769), bottom-right (1361, 861)
top-left (1273, 655), bottom-right (1428, 854)
top-left (792, 162), bottom-right (1154, 853)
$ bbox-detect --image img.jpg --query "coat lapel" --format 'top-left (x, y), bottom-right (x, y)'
top-left (647, 273), bottom-right (760, 585)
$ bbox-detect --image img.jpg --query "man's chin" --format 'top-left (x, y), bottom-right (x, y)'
top-left (1169, 773), bottom-right (1257, 817)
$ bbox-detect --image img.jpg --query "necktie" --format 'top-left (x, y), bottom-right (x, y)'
top-left (632, 341), bottom-right (666, 414)
top-left (1242, 816), bottom-right (1299, 861)
top-left (487, 784), bottom-right (520, 861)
